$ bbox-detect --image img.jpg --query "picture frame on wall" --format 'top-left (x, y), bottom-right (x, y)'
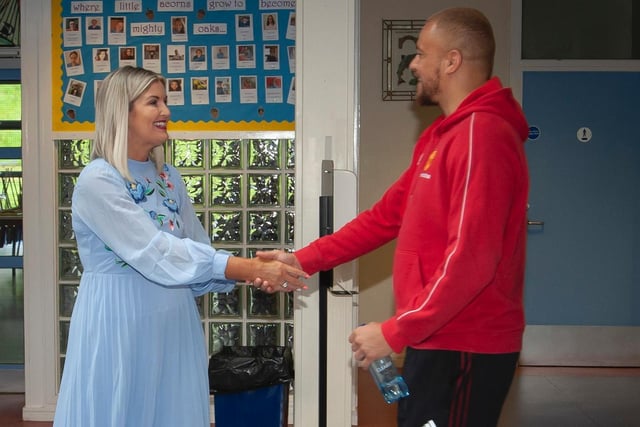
top-left (382, 19), bottom-right (424, 101)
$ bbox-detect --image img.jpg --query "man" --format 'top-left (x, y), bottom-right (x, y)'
top-left (88, 19), bottom-right (101, 30)
top-left (66, 51), bottom-right (81, 67)
top-left (258, 7), bottom-right (529, 427)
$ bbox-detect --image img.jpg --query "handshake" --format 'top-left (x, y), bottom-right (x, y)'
top-left (250, 249), bottom-right (306, 293)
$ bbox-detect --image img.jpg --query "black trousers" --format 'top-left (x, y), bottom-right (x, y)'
top-left (398, 348), bottom-right (519, 427)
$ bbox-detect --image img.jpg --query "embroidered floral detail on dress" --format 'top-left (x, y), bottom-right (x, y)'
top-left (163, 198), bottom-right (179, 213)
top-left (163, 198), bottom-right (180, 230)
top-left (157, 164), bottom-right (175, 197)
top-left (128, 164), bottom-right (182, 231)
top-left (127, 179), bottom-right (154, 203)
top-left (149, 210), bottom-right (168, 227)
top-left (104, 244), bottom-right (130, 268)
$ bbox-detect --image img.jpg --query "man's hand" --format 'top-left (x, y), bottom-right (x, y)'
top-left (348, 322), bottom-right (393, 368)
top-left (252, 250), bottom-right (305, 292)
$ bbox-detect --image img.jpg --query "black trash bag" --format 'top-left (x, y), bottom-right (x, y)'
top-left (209, 346), bottom-right (294, 394)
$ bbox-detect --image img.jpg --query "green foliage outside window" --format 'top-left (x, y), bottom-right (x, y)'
top-left (0, 83), bottom-right (21, 148)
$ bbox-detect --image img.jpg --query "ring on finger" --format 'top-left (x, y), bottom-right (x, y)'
top-left (282, 281), bottom-right (289, 289)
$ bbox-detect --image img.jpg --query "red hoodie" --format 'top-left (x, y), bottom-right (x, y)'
top-left (295, 77), bottom-right (529, 354)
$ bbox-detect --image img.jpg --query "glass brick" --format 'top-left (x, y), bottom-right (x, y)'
top-left (172, 139), bottom-right (204, 168)
top-left (194, 211), bottom-right (205, 229)
top-left (59, 248), bottom-right (83, 280)
top-left (247, 323), bottom-right (279, 346)
top-left (286, 139), bottom-right (295, 169)
top-left (59, 210), bottom-right (75, 243)
top-left (211, 174), bottom-right (242, 206)
top-left (59, 321), bottom-right (71, 354)
top-left (209, 322), bottom-right (242, 354)
top-left (195, 295), bottom-right (204, 318)
top-left (55, 132), bottom-right (297, 370)
top-left (248, 174), bottom-right (280, 206)
top-left (217, 247), bottom-right (243, 257)
top-left (58, 173), bottom-right (79, 207)
top-left (285, 211), bottom-right (294, 244)
top-left (248, 211), bottom-right (280, 242)
top-left (248, 287), bottom-right (279, 317)
top-left (245, 247), bottom-right (276, 258)
top-left (182, 174), bottom-right (205, 206)
top-left (211, 211), bottom-right (242, 242)
top-left (284, 292), bottom-right (294, 319)
top-left (211, 139), bottom-right (242, 169)
top-left (248, 139), bottom-right (280, 170)
top-left (59, 284), bottom-right (79, 318)
top-left (210, 288), bottom-right (242, 317)
top-left (285, 323), bottom-right (294, 347)
top-left (58, 139), bottom-right (92, 169)
top-left (286, 173), bottom-right (295, 207)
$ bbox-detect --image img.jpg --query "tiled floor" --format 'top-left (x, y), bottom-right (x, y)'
top-left (1, 265), bottom-right (640, 426)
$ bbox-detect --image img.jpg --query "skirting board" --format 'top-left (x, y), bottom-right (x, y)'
top-left (520, 325), bottom-right (640, 367)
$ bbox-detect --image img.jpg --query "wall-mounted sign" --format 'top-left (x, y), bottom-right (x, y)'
top-left (577, 127), bottom-right (592, 143)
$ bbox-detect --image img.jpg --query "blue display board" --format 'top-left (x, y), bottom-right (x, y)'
top-left (52, 0), bottom-right (296, 131)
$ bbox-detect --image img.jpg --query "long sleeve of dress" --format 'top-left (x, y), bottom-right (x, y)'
top-left (72, 159), bottom-right (235, 291)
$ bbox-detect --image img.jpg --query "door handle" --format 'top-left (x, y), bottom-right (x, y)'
top-left (527, 219), bottom-right (544, 230)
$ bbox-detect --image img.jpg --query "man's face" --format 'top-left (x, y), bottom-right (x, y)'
top-left (409, 23), bottom-right (446, 106)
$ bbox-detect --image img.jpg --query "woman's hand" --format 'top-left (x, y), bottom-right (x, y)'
top-left (225, 255), bottom-right (308, 293)
top-left (251, 250), bottom-right (305, 292)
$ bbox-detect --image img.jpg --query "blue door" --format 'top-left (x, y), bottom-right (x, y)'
top-left (522, 71), bottom-right (640, 363)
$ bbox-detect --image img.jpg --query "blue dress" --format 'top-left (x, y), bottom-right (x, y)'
top-left (53, 158), bottom-right (235, 427)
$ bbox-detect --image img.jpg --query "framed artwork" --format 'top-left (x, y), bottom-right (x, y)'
top-left (382, 20), bottom-right (424, 101)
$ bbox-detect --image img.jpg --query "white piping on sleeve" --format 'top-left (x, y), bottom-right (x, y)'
top-left (397, 113), bottom-right (476, 321)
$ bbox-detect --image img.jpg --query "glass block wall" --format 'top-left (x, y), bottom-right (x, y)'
top-left (56, 136), bottom-right (295, 380)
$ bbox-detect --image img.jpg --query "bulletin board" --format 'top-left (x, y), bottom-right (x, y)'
top-left (51, 0), bottom-right (296, 132)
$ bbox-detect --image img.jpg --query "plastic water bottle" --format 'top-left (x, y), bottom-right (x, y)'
top-left (368, 355), bottom-right (410, 404)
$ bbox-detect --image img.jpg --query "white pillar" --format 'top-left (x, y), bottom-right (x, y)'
top-left (22, 0), bottom-right (59, 420)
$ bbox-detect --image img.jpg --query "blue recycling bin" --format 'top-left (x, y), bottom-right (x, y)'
top-left (209, 346), bottom-right (293, 427)
top-left (213, 382), bottom-right (290, 427)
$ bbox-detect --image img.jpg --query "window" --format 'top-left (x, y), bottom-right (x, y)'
top-left (0, 81), bottom-right (21, 171)
top-left (56, 136), bottom-right (296, 380)
top-left (522, 0), bottom-right (640, 59)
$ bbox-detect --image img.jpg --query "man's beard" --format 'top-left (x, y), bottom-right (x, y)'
top-left (414, 72), bottom-right (440, 107)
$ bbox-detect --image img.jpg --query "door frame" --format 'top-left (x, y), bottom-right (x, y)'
top-left (510, 0), bottom-right (640, 367)
top-left (295, 0), bottom-right (359, 425)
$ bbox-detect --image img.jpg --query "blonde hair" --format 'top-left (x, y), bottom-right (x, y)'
top-left (92, 66), bottom-right (166, 181)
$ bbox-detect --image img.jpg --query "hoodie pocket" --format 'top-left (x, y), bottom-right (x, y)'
top-left (392, 249), bottom-right (426, 311)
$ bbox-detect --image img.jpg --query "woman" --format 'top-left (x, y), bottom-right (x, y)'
top-left (172, 17), bottom-right (186, 34)
top-left (264, 14), bottom-right (277, 30)
top-left (53, 66), bottom-right (307, 427)
top-left (94, 49), bottom-right (108, 61)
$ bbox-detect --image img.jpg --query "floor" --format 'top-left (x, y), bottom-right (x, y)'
top-left (2, 265), bottom-right (640, 426)
top-left (1, 366), bottom-right (639, 426)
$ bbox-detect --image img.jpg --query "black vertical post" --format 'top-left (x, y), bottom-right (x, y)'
top-left (318, 160), bottom-right (334, 427)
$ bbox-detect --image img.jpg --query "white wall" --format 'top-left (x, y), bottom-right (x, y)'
top-left (357, 0), bottom-right (513, 326)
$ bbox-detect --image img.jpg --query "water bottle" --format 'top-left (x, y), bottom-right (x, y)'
top-left (368, 355), bottom-right (410, 404)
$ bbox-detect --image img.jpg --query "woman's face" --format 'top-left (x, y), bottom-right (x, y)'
top-left (127, 81), bottom-right (170, 161)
